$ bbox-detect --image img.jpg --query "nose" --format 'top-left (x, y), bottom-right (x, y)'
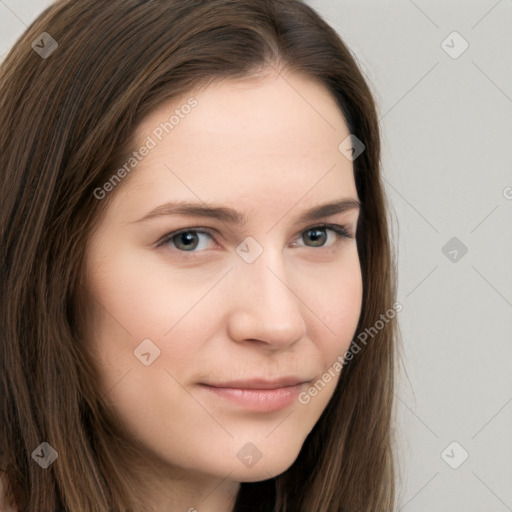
top-left (225, 247), bottom-right (308, 349)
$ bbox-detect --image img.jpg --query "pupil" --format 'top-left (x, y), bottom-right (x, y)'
top-left (176, 232), bottom-right (197, 250)
top-left (307, 228), bottom-right (326, 246)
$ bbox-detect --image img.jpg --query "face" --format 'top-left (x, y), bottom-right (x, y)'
top-left (84, 70), bottom-right (363, 496)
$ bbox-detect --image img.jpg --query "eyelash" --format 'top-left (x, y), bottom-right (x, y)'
top-left (156, 223), bottom-right (354, 257)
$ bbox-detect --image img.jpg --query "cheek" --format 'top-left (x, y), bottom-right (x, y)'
top-left (307, 253), bottom-right (363, 358)
top-left (294, 260), bottom-right (362, 412)
top-left (325, 271), bottom-right (362, 345)
top-left (83, 246), bottom-right (230, 403)
top-left (85, 243), bottom-right (209, 341)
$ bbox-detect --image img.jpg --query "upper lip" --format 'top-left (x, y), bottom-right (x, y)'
top-left (201, 377), bottom-right (310, 390)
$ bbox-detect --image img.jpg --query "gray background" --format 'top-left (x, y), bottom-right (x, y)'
top-left (1, 0), bottom-right (511, 510)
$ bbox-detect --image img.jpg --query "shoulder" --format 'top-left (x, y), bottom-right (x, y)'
top-left (0, 471), bottom-right (18, 512)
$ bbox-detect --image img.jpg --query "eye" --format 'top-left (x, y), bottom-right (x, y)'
top-left (158, 229), bottom-right (216, 252)
top-left (156, 223), bottom-right (353, 255)
top-left (292, 224), bottom-right (353, 248)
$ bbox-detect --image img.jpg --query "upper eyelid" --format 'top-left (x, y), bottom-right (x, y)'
top-left (164, 223), bottom-right (350, 236)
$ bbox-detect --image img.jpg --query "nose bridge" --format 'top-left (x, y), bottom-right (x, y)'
top-left (227, 241), bottom-right (308, 346)
top-left (245, 251), bottom-right (291, 304)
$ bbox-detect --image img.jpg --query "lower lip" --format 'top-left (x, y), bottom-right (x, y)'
top-left (199, 383), bottom-right (303, 412)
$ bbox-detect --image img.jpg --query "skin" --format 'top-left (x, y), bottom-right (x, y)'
top-left (83, 69), bottom-right (363, 512)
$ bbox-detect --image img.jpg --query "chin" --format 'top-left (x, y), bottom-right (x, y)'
top-left (234, 451), bottom-right (301, 483)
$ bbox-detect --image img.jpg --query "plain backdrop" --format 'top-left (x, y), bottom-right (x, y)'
top-left (1, 1), bottom-right (511, 510)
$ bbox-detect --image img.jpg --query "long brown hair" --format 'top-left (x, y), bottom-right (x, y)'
top-left (0, 0), bottom-right (398, 510)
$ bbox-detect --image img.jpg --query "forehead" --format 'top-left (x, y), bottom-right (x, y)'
top-left (137, 70), bottom-right (348, 150)
top-left (115, 70), bottom-right (357, 216)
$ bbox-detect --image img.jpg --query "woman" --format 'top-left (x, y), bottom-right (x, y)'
top-left (0, 0), bottom-right (399, 510)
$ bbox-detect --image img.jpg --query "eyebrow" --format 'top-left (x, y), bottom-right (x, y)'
top-left (130, 198), bottom-right (361, 226)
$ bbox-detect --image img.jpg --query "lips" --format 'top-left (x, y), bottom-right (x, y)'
top-left (198, 380), bottom-right (308, 412)
top-left (200, 376), bottom-right (310, 390)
